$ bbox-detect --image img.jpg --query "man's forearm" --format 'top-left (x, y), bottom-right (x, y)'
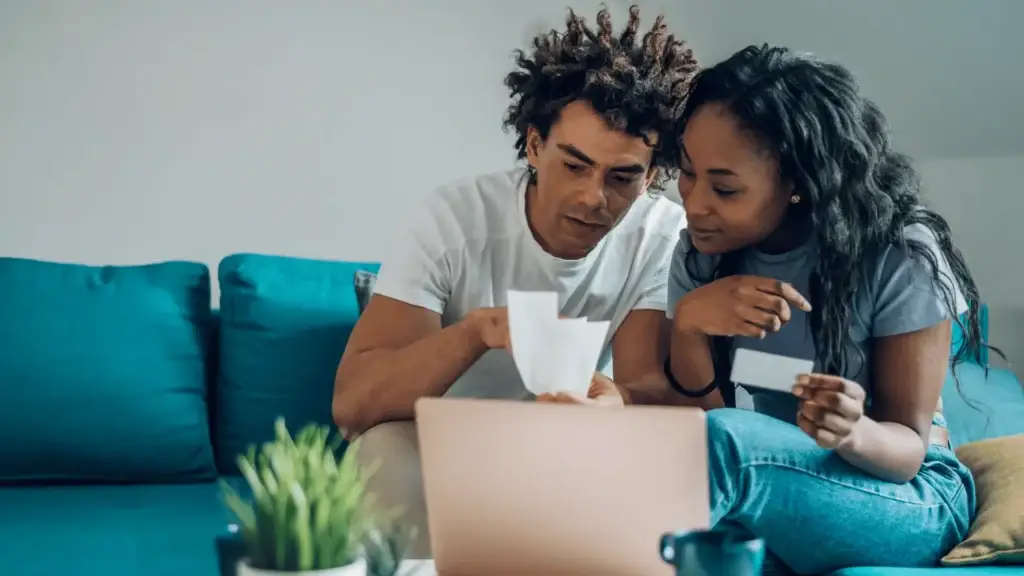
top-left (334, 318), bottom-right (487, 435)
top-left (836, 416), bottom-right (927, 483)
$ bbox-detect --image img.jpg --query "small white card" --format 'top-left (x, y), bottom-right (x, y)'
top-left (730, 348), bottom-right (814, 394)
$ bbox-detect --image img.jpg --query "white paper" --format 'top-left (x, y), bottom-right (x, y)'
top-left (507, 290), bottom-right (610, 396)
top-left (535, 318), bottom-right (610, 396)
top-left (730, 348), bottom-right (814, 394)
top-left (506, 291), bottom-right (559, 390)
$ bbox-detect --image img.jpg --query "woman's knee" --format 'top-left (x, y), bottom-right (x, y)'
top-left (705, 408), bottom-right (820, 473)
top-left (707, 408), bottom-right (787, 448)
top-left (706, 407), bottom-right (752, 429)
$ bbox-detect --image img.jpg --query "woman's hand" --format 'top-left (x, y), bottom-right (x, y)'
top-left (675, 275), bottom-right (812, 338)
top-left (536, 372), bottom-right (628, 407)
top-left (793, 374), bottom-right (866, 449)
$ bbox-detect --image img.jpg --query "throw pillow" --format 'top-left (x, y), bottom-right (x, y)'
top-left (354, 269), bottom-right (377, 313)
top-left (0, 257), bottom-right (216, 482)
top-left (215, 254), bottom-right (380, 474)
top-left (942, 434), bottom-right (1024, 566)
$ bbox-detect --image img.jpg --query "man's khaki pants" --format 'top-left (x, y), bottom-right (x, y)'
top-left (350, 421), bottom-right (432, 559)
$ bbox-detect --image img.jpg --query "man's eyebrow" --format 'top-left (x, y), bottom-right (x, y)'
top-left (557, 143), bottom-right (595, 165)
top-left (611, 163), bottom-right (647, 175)
top-left (557, 143), bottom-right (646, 174)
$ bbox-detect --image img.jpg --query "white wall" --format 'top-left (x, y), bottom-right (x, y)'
top-left (1, 1), bottom-right (1020, 376)
top-left (0, 0), bottom-right (571, 267)
top-left (664, 0), bottom-right (1024, 160)
top-left (918, 156), bottom-right (1024, 375)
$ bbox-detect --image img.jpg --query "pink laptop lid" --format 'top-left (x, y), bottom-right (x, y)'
top-left (415, 398), bottom-right (709, 576)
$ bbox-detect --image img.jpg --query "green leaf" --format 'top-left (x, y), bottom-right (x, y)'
top-left (290, 482), bottom-right (314, 570)
top-left (220, 419), bottom-right (380, 571)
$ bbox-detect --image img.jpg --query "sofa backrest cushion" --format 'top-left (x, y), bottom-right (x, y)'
top-left (951, 304), bottom-right (990, 365)
top-left (215, 254), bottom-right (379, 474)
top-left (943, 302), bottom-right (1024, 446)
top-left (0, 257), bottom-right (217, 483)
top-left (943, 364), bottom-right (1024, 448)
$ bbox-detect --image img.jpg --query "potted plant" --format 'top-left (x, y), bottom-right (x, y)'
top-left (221, 418), bottom-right (379, 576)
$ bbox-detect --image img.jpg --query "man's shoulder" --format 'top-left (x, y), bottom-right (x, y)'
top-left (413, 168), bottom-right (525, 242)
top-left (428, 168), bottom-right (525, 212)
top-left (612, 193), bottom-right (685, 250)
top-left (642, 194), bottom-right (685, 236)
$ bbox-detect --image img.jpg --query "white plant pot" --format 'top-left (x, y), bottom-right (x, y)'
top-left (237, 558), bottom-right (366, 576)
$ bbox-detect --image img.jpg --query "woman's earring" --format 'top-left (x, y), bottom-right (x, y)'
top-left (790, 195), bottom-right (801, 204)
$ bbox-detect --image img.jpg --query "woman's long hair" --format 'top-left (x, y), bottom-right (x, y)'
top-left (676, 45), bottom-right (993, 402)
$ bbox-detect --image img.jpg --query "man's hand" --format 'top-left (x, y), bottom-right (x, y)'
top-left (536, 372), bottom-right (628, 407)
top-left (466, 307), bottom-right (510, 350)
top-left (793, 373), bottom-right (866, 449)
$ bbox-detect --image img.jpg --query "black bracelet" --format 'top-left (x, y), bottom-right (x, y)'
top-left (664, 356), bottom-right (718, 398)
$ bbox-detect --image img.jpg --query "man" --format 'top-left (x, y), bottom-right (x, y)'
top-left (333, 5), bottom-right (698, 557)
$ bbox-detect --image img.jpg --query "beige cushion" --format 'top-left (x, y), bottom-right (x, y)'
top-left (942, 434), bottom-right (1024, 566)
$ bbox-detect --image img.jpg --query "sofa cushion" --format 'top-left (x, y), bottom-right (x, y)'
top-left (216, 254), bottom-right (379, 473)
top-left (941, 365), bottom-right (1024, 447)
top-left (950, 306), bottom-right (989, 366)
top-left (0, 480), bottom-right (245, 576)
top-left (941, 434), bottom-right (1024, 567)
top-left (0, 257), bottom-right (216, 483)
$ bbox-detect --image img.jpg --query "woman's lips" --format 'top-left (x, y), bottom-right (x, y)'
top-left (689, 227), bottom-right (720, 238)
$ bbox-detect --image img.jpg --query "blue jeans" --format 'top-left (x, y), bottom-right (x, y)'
top-left (707, 408), bottom-right (976, 575)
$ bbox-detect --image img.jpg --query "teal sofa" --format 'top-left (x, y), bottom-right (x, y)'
top-left (0, 254), bottom-right (1021, 576)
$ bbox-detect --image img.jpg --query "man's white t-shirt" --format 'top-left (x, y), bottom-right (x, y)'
top-left (372, 168), bottom-right (685, 400)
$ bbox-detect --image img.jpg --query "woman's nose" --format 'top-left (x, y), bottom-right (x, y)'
top-left (681, 186), bottom-right (712, 218)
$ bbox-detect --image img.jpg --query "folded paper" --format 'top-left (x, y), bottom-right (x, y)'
top-left (507, 290), bottom-right (610, 396)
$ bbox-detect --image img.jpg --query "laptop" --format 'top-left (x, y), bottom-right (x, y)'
top-left (414, 397), bottom-right (709, 576)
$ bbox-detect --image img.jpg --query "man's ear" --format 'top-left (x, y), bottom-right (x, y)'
top-left (643, 167), bottom-right (660, 190)
top-left (525, 127), bottom-right (545, 168)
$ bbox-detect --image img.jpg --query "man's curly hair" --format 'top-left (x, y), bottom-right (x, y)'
top-left (502, 5), bottom-right (699, 190)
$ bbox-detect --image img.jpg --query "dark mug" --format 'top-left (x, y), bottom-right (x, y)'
top-left (659, 530), bottom-right (765, 575)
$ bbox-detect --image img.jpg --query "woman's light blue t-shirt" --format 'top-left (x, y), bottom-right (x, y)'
top-left (666, 224), bottom-right (967, 423)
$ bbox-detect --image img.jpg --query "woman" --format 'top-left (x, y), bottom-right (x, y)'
top-left (545, 44), bottom-right (984, 574)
